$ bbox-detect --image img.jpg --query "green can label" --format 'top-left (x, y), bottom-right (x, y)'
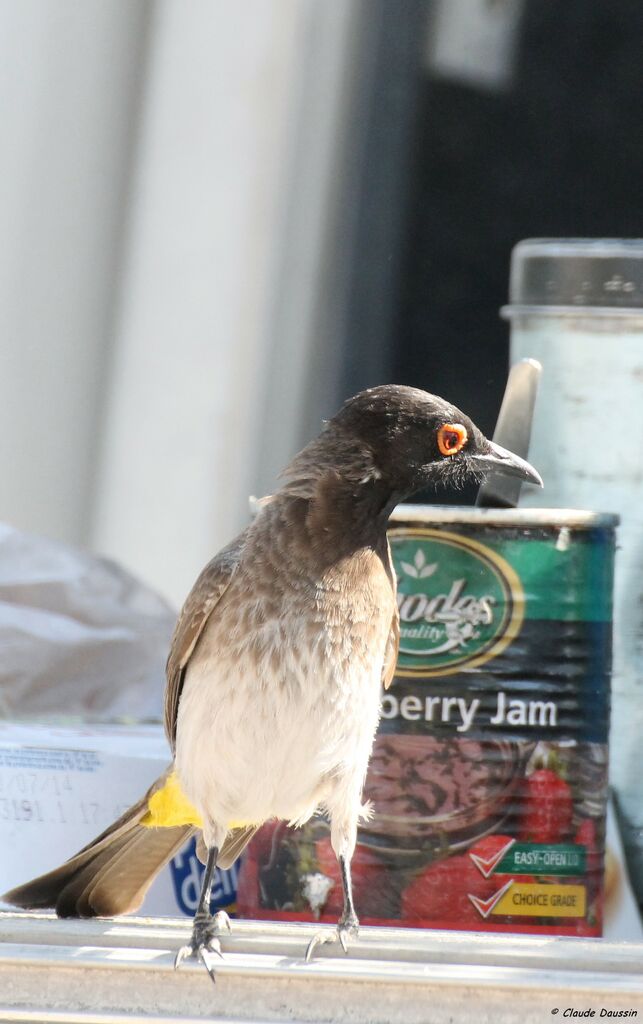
top-left (469, 838), bottom-right (587, 877)
top-left (493, 842), bottom-right (587, 877)
top-left (391, 528), bottom-right (524, 676)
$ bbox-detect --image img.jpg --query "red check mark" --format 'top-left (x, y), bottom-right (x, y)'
top-left (469, 838), bottom-right (515, 879)
top-left (468, 879), bottom-right (515, 919)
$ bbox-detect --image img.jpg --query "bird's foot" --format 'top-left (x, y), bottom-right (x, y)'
top-left (304, 911), bottom-right (359, 962)
top-left (174, 910), bottom-right (232, 983)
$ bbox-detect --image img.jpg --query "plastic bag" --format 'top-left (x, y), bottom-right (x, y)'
top-left (0, 523), bottom-right (175, 719)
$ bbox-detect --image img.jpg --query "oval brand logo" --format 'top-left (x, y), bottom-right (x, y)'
top-left (388, 527), bottom-right (524, 677)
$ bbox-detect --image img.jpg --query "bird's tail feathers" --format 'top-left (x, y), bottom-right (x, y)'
top-left (3, 773), bottom-right (195, 918)
top-left (196, 823), bottom-right (259, 869)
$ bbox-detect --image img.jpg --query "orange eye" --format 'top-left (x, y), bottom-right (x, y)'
top-left (437, 423), bottom-right (468, 456)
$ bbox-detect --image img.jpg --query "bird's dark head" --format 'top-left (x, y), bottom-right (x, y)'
top-left (326, 385), bottom-right (542, 501)
top-left (280, 385), bottom-right (542, 531)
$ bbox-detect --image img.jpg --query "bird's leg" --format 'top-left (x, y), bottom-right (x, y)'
top-left (305, 818), bottom-right (359, 961)
top-left (174, 844), bottom-right (231, 983)
top-left (335, 853), bottom-right (360, 949)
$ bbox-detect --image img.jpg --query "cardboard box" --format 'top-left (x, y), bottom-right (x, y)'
top-left (0, 721), bottom-right (238, 917)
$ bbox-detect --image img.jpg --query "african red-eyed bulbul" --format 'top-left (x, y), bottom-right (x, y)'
top-left (4, 385), bottom-right (542, 979)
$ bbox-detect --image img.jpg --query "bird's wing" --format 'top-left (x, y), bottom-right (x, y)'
top-left (381, 608), bottom-right (400, 691)
top-left (164, 531), bottom-right (247, 749)
top-left (380, 536), bottom-right (399, 691)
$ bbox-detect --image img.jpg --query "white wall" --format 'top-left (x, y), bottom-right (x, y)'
top-left (0, 0), bottom-right (360, 607)
top-left (0, 0), bottom-right (148, 547)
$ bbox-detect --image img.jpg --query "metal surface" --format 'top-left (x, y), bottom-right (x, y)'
top-left (391, 505), bottom-right (619, 529)
top-left (476, 358), bottom-right (542, 508)
top-left (503, 238), bottom-right (643, 313)
top-left (1, 913), bottom-right (643, 1023)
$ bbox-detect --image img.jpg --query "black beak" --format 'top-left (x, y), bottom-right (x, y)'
top-left (470, 441), bottom-right (543, 488)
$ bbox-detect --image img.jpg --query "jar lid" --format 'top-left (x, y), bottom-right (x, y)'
top-left (503, 238), bottom-right (643, 314)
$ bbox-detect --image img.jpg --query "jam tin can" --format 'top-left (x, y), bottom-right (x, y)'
top-left (236, 505), bottom-right (617, 936)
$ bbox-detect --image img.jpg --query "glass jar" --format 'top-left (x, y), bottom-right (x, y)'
top-left (502, 238), bottom-right (643, 900)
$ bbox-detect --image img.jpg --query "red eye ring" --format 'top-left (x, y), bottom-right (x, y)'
top-left (437, 423), bottom-right (468, 456)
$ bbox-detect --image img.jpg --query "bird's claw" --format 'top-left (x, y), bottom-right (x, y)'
top-left (174, 943), bottom-right (192, 970)
top-left (174, 937), bottom-right (222, 969)
top-left (173, 910), bottom-right (231, 983)
top-left (214, 909), bottom-right (232, 934)
top-left (304, 916), bottom-right (359, 962)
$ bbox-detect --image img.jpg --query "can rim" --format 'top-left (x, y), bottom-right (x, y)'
top-left (390, 505), bottom-right (619, 528)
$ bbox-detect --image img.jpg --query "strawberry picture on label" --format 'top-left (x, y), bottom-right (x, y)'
top-left (401, 854), bottom-right (495, 925)
top-left (519, 767), bottom-right (573, 844)
top-left (575, 818), bottom-right (601, 877)
top-left (468, 834), bottom-right (515, 878)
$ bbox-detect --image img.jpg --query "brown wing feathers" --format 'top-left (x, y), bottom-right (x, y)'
top-left (164, 532), bottom-right (246, 747)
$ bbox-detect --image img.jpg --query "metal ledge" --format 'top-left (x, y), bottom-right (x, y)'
top-left (1, 913), bottom-right (643, 1023)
